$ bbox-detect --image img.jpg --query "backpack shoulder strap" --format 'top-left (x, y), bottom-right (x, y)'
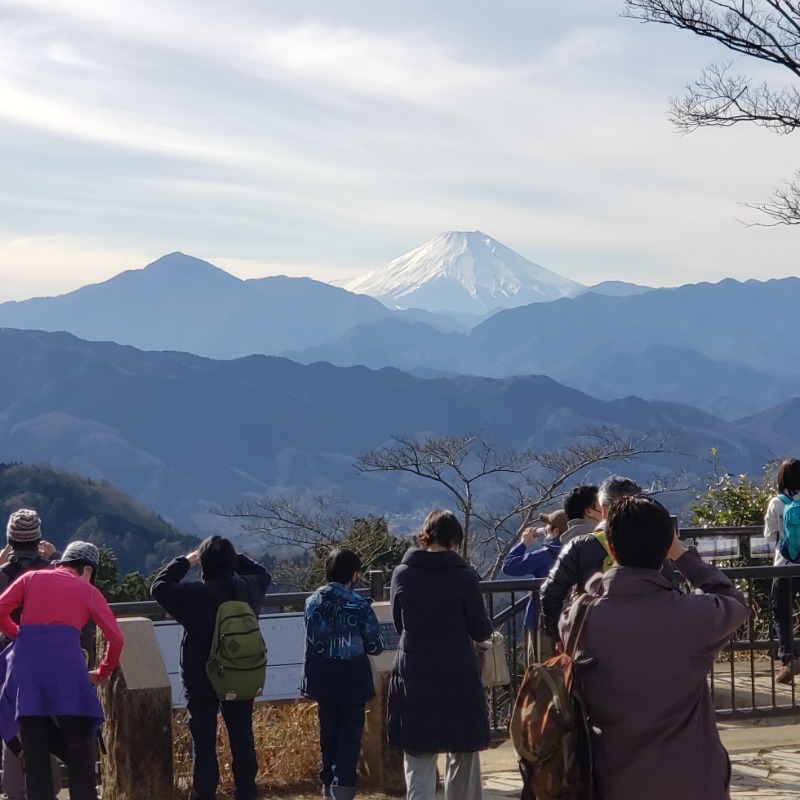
top-left (592, 530), bottom-right (615, 573)
top-left (779, 494), bottom-right (793, 505)
top-left (564, 595), bottom-right (595, 660)
top-left (593, 529), bottom-right (608, 552)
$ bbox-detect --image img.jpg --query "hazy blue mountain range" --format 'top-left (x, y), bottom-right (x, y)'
top-left (0, 328), bottom-right (791, 536)
top-left (292, 277), bottom-right (800, 418)
top-left (0, 253), bottom-right (396, 359)
top-left (576, 280), bottom-right (652, 297)
top-left (0, 252), bottom-right (796, 418)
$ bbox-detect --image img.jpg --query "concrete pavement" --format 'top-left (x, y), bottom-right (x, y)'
top-left (479, 719), bottom-right (800, 799)
top-left (56, 716), bottom-right (800, 798)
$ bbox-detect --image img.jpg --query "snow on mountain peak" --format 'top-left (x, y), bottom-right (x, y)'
top-left (342, 231), bottom-right (583, 314)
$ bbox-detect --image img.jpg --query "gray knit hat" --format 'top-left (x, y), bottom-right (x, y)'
top-left (7, 509), bottom-right (42, 544)
top-left (58, 541), bottom-right (100, 572)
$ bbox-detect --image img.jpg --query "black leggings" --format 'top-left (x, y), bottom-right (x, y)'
top-left (771, 577), bottom-right (800, 664)
top-left (19, 716), bottom-right (96, 800)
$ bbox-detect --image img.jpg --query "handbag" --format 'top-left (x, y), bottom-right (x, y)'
top-left (477, 631), bottom-right (511, 686)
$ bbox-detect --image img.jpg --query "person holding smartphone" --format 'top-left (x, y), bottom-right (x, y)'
top-left (560, 496), bottom-right (749, 800)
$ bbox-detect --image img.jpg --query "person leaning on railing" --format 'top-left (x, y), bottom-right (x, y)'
top-left (502, 509), bottom-right (565, 663)
top-left (763, 457), bottom-right (800, 684)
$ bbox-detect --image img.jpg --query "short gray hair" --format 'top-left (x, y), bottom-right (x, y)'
top-left (598, 475), bottom-right (643, 509)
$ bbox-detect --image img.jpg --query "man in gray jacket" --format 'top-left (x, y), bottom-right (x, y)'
top-left (541, 476), bottom-right (641, 642)
top-left (561, 495), bottom-right (749, 800)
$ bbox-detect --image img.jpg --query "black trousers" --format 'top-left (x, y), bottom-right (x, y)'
top-left (187, 694), bottom-right (257, 800)
top-left (19, 715), bottom-right (95, 800)
top-left (772, 576), bottom-right (800, 664)
top-left (317, 702), bottom-right (365, 788)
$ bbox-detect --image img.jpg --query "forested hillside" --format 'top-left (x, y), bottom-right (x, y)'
top-left (0, 462), bottom-right (198, 574)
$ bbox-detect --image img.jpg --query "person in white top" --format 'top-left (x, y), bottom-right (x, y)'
top-left (763, 458), bottom-right (800, 684)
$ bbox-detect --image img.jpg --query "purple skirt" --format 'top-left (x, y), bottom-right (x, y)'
top-left (0, 624), bottom-right (104, 743)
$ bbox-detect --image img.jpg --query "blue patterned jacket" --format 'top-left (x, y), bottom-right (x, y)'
top-left (301, 582), bottom-right (384, 704)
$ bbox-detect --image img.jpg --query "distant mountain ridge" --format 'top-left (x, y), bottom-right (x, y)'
top-left (342, 231), bottom-right (584, 314)
top-left (0, 250), bottom-right (797, 418)
top-left (291, 276), bottom-right (800, 419)
top-left (0, 253), bottom-right (394, 359)
top-left (0, 328), bottom-right (792, 536)
top-left (578, 280), bottom-right (652, 297)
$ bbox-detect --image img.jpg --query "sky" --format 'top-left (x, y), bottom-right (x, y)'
top-left (1, 0), bottom-right (799, 301)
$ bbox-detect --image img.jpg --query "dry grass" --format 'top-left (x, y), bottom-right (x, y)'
top-left (173, 701), bottom-right (322, 796)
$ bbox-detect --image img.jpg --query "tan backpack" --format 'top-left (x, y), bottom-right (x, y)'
top-left (509, 596), bottom-right (595, 800)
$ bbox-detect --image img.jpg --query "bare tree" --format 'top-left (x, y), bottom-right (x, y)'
top-left (215, 495), bottom-right (407, 590)
top-left (215, 494), bottom-right (354, 550)
top-left (623, 0), bottom-right (800, 223)
top-left (356, 433), bottom-right (536, 563)
top-left (356, 428), bottom-right (677, 575)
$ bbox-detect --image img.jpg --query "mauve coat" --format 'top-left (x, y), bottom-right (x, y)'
top-left (387, 547), bottom-right (493, 754)
top-left (561, 548), bottom-right (750, 800)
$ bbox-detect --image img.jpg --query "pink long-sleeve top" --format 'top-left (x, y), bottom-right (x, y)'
top-left (0, 567), bottom-right (124, 680)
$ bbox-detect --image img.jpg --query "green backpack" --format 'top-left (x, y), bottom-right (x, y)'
top-left (206, 599), bottom-right (267, 701)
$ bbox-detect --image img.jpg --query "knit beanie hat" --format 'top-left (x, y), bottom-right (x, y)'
top-left (58, 541), bottom-right (100, 572)
top-left (7, 509), bottom-right (42, 544)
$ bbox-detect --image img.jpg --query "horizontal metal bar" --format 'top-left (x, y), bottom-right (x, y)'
top-left (110, 588), bottom-right (370, 618)
top-left (480, 578), bottom-right (544, 592)
top-left (721, 565), bottom-right (800, 578)
top-left (715, 706), bottom-right (800, 721)
top-left (679, 526), bottom-right (763, 538)
top-left (492, 594), bottom-right (532, 627)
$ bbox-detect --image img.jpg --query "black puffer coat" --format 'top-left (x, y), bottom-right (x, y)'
top-left (387, 547), bottom-right (493, 753)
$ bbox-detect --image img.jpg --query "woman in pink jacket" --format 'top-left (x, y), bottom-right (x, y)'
top-left (0, 541), bottom-right (124, 800)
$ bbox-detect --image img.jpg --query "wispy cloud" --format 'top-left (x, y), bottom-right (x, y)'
top-left (0, 0), bottom-right (796, 298)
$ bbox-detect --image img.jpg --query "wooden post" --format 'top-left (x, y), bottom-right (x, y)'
top-left (97, 617), bottom-right (173, 800)
top-left (369, 570), bottom-right (386, 601)
top-left (359, 601), bottom-right (405, 794)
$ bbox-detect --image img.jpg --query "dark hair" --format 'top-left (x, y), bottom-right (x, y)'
top-left (199, 535), bottom-right (237, 578)
top-left (61, 560), bottom-right (97, 585)
top-left (564, 484), bottom-right (599, 520)
top-left (326, 548), bottom-right (362, 584)
top-left (777, 458), bottom-right (800, 496)
top-left (416, 509), bottom-right (464, 550)
top-left (606, 495), bottom-right (673, 570)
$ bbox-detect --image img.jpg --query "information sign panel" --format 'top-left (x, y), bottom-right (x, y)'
top-left (153, 612), bottom-right (306, 708)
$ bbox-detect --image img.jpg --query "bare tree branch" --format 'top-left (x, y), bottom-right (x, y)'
top-left (623, 0), bottom-right (800, 223)
top-left (213, 494), bottom-right (353, 550)
top-left (739, 168), bottom-right (800, 222)
top-left (357, 428), bottom-right (677, 570)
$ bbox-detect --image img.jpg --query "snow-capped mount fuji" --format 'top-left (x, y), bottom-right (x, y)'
top-left (342, 231), bottom-right (584, 315)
